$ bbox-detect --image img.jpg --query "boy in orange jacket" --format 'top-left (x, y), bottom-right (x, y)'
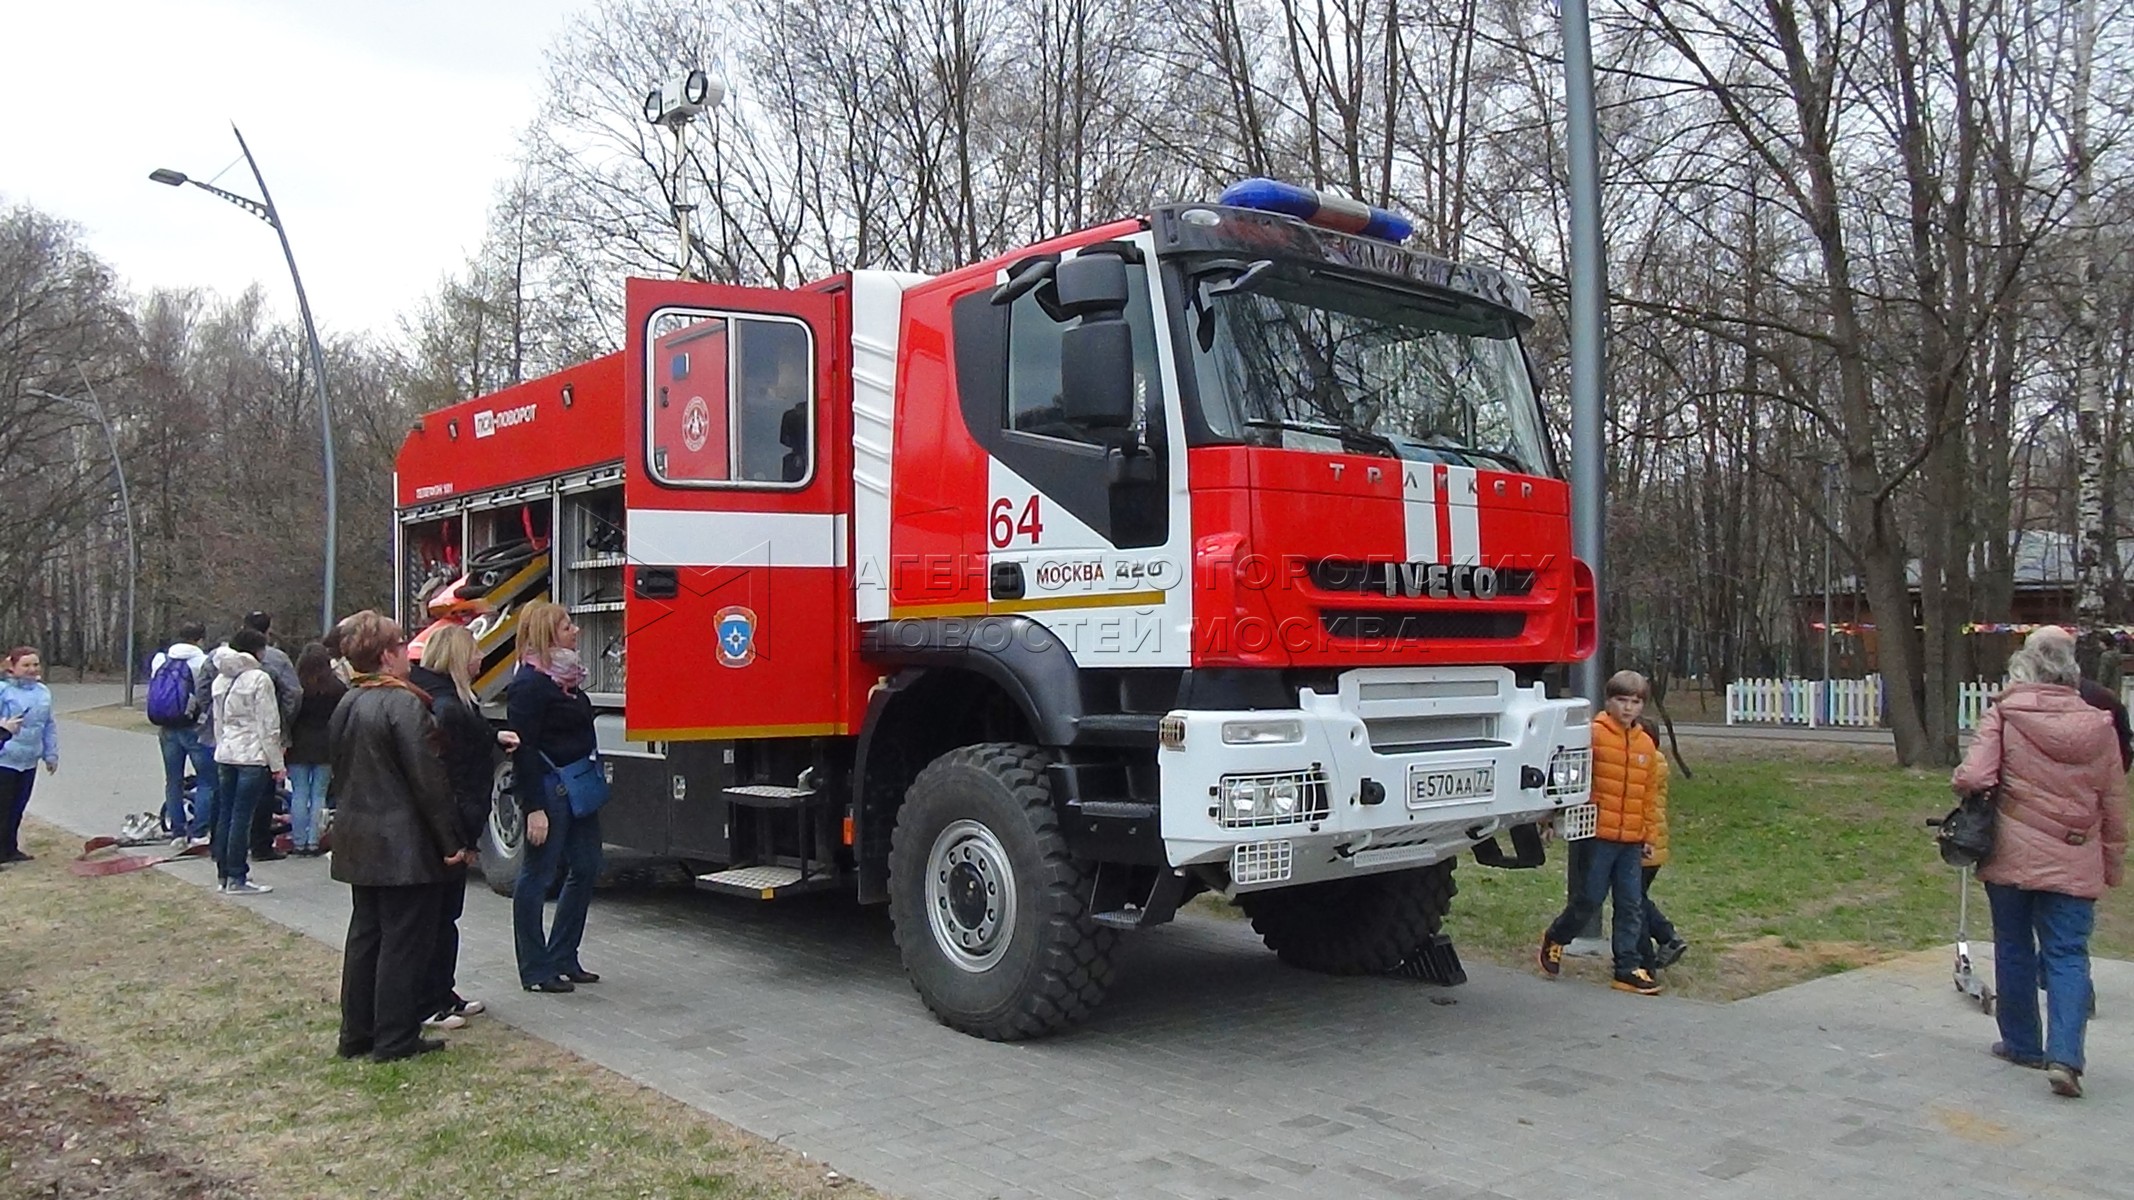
top-left (1539, 670), bottom-right (1664, 994)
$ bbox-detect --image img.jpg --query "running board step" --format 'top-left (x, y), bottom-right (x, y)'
top-left (694, 864), bottom-right (840, 900)
top-left (722, 784), bottom-right (823, 809)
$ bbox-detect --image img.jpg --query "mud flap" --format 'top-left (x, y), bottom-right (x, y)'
top-left (1387, 933), bottom-right (1466, 986)
top-left (1470, 822), bottom-right (1547, 869)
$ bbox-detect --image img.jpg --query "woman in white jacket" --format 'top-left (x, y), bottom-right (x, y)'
top-left (212, 628), bottom-right (285, 895)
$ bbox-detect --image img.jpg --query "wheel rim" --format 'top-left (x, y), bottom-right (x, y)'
top-left (488, 763), bottom-right (522, 856)
top-left (925, 819), bottom-right (1017, 973)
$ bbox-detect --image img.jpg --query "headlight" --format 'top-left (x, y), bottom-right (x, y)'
top-left (1221, 717), bottom-right (1304, 745)
top-left (1214, 771), bottom-right (1329, 827)
top-left (1547, 747), bottom-right (1591, 797)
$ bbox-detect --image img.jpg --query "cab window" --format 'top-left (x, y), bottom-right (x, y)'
top-left (647, 310), bottom-right (813, 487)
top-left (1005, 261), bottom-right (1161, 446)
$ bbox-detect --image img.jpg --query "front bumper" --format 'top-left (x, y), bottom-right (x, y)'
top-left (1157, 666), bottom-right (1591, 891)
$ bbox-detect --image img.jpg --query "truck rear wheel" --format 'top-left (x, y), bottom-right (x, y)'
top-left (1238, 861), bottom-right (1458, 975)
top-left (888, 743), bottom-right (1118, 1040)
top-left (479, 759), bottom-right (523, 897)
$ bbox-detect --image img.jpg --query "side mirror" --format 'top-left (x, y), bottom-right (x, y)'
top-left (1060, 320), bottom-right (1135, 429)
top-left (1053, 254), bottom-right (1129, 319)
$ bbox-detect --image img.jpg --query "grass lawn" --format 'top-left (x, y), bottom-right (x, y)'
top-left (1448, 745), bottom-right (2134, 998)
top-left (0, 820), bottom-right (875, 1200)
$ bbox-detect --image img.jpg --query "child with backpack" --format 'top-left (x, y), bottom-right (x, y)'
top-left (149, 623), bottom-right (215, 844)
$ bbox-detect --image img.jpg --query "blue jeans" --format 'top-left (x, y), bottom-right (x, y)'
top-left (513, 803), bottom-right (602, 985)
top-left (213, 764), bottom-right (271, 885)
top-left (159, 727), bottom-right (217, 838)
top-left (1547, 838), bottom-right (1647, 973)
top-left (287, 764), bottom-right (330, 849)
top-left (1986, 883), bottom-right (2095, 1071)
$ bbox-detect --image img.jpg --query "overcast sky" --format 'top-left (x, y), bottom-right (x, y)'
top-left (0, 0), bottom-right (588, 339)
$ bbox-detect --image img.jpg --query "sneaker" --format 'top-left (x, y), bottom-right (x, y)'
top-left (224, 881), bottom-right (273, 896)
top-left (1612, 968), bottom-right (1662, 995)
top-left (1655, 939), bottom-right (1690, 970)
top-left (215, 880), bottom-right (231, 893)
top-left (2047, 1063), bottom-right (2083, 1098)
top-left (1538, 933), bottom-right (1566, 978)
top-left (422, 1012), bottom-right (468, 1031)
top-left (451, 995), bottom-right (486, 1017)
top-left (1991, 1042), bottom-right (2045, 1069)
top-left (188, 836), bottom-right (212, 849)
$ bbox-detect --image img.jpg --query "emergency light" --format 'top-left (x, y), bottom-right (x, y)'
top-left (1219, 178), bottom-right (1415, 244)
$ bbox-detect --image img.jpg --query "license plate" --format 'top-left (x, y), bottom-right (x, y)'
top-left (1408, 764), bottom-right (1496, 808)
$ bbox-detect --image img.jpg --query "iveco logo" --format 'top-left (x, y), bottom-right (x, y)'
top-left (1386, 563), bottom-right (1500, 600)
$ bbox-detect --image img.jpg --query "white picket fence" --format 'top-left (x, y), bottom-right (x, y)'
top-left (1726, 675), bottom-right (2134, 730)
top-left (1722, 676), bottom-right (1884, 728)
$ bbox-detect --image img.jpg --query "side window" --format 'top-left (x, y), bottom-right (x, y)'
top-left (1005, 261), bottom-right (1162, 445)
top-left (647, 310), bottom-right (813, 487)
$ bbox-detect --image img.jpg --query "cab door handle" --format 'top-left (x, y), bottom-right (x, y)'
top-left (633, 567), bottom-right (678, 599)
top-left (990, 562), bottom-right (1024, 600)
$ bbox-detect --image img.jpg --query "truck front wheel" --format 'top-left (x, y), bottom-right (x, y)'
top-left (479, 759), bottom-right (523, 896)
top-left (888, 743), bottom-right (1118, 1040)
top-left (1238, 861), bottom-right (1458, 975)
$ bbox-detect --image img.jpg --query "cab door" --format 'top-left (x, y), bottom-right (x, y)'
top-left (623, 278), bottom-right (847, 741)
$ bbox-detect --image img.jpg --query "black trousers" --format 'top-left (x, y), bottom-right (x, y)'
top-left (422, 871), bottom-right (470, 1019)
top-left (339, 882), bottom-right (447, 1060)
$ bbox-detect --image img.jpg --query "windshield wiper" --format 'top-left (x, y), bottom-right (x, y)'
top-left (1244, 417), bottom-right (1399, 458)
top-left (1408, 437), bottom-right (1525, 471)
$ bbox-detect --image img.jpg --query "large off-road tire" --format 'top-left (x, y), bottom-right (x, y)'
top-left (479, 758), bottom-right (523, 896)
top-left (888, 743), bottom-right (1119, 1040)
top-left (1238, 861), bottom-right (1458, 975)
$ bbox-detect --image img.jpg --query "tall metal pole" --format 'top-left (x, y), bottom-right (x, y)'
top-left (1564, 0), bottom-right (1607, 706)
top-left (232, 125), bottom-right (338, 634)
top-left (1561, 0), bottom-right (1610, 949)
top-left (31, 382), bottom-right (135, 707)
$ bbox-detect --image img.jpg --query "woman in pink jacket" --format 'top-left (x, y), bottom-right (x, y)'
top-left (1953, 627), bottom-right (2128, 1098)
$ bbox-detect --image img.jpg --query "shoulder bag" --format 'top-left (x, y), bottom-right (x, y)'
top-left (540, 750), bottom-right (610, 819)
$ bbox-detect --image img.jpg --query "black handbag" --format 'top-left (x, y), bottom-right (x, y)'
top-left (1937, 787), bottom-right (1998, 868)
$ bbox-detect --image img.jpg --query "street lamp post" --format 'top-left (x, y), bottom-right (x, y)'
top-left (151, 125), bottom-right (337, 634)
top-left (1561, 0), bottom-right (1610, 950)
top-left (29, 382), bottom-right (136, 708)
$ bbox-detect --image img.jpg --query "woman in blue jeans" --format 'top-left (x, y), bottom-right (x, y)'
top-left (507, 601), bottom-right (602, 993)
top-left (1953, 628), bottom-right (2128, 1099)
top-left (286, 643), bottom-right (348, 855)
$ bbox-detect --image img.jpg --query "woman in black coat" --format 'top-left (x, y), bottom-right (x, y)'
top-left (327, 611), bottom-right (468, 1062)
top-left (410, 623), bottom-right (516, 1027)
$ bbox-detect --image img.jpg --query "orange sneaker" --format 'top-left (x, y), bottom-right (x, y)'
top-left (1612, 968), bottom-right (1662, 995)
top-left (1538, 933), bottom-right (1565, 978)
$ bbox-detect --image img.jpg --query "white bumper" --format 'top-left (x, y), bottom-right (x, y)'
top-left (1157, 666), bottom-right (1592, 891)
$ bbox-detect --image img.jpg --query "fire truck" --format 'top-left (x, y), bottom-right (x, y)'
top-left (393, 179), bottom-right (1597, 1040)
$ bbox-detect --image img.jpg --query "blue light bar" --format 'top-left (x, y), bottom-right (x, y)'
top-left (1219, 178), bottom-right (1415, 243)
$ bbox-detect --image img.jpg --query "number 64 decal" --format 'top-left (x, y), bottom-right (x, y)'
top-left (988, 496), bottom-right (1044, 548)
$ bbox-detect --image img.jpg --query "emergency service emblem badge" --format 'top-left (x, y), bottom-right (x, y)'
top-left (682, 396), bottom-right (711, 453)
top-left (714, 605), bottom-right (757, 667)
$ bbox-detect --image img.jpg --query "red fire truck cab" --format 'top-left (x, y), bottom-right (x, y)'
top-left (394, 182), bottom-right (1597, 1040)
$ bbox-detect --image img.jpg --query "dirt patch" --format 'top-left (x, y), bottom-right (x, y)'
top-left (1713, 935), bottom-right (1895, 996)
top-left (0, 988), bottom-right (248, 1198)
top-left (60, 703), bottom-right (156, 735)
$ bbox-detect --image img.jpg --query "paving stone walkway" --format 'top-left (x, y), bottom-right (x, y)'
top-left (26, 686), bottom-right (2127, 1199)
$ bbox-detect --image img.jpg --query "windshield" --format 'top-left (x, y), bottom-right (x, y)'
top-left (1184, 266), bottom-right (1552, 475)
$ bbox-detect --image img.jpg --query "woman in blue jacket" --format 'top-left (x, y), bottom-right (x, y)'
top-left (0, 646), bottom-right (59, 863)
